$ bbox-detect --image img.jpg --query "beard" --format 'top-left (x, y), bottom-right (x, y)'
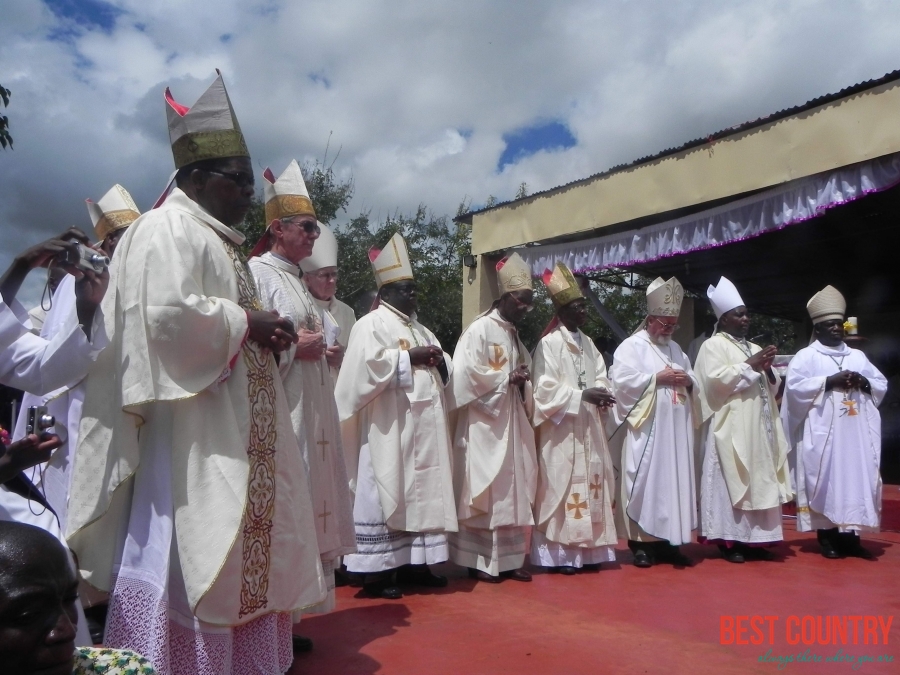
top-left (649, 332), bottom-right (672, 346)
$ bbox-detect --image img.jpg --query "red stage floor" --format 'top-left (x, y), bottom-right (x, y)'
top-left (292, 487), bottom-right (900, 675)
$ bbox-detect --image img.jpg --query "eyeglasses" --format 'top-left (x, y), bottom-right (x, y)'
top-left (309, 270), bottom-right (338, 281)
top-left (281, 218), bottom-right (321, 235)
top-left (509, 294), bottom-right (535, 313)
top-left (650, 316), bottom-right (679, 331)
top-left (207, 169), bottom-right (255, 188)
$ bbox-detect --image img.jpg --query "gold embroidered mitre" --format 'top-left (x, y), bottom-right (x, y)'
top-left (807, 285), bottom-right (846, 324)
top-left (370, 232), bottom-right (413, 288)
top-left (165, 70), bottom-right (250, 169)
top-left (542, 262), bottom-right (583, 308)
top-left (496, 252), bottom-right (532, 295)
top-left (646, 276), bottom-right (684, 317)
top-left (86, 184), bottom-right (141, 242)
top-left (263, 159), bottom-right (316, 224)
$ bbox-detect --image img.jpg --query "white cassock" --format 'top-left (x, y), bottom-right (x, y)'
top-left (334, 301), bottom-right (457, 573)
top-left (781, 340), bottom-right (887, 532)
top-left (609, 331), bottom-right (699, 546)
top-left (0, 294), bottom-right (105, 648)
top-left (531, 324), bottom-right (617, 568)
top-left (249, 252), bottom-right (355, 612)
top-left (695, 333), bottom-right (792, 544)
top-left (448, 309), bottom-right (537, 576)
top-left (67, 189), bottom-right (326, 675)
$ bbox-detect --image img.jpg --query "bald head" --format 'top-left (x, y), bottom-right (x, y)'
top-left (0, 522), bottom-right (79, 675)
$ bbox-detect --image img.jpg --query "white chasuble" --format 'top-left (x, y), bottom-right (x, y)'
top-left (695, 333), bottom-right (792, 544)
top-left (531, 326), bottom-right (616, 556)
top-left (609, 331), bottom-right (699, 545)
top-left (249, 253), bottom-right (356, 610)
top-left (334, 302), bottom-right (457, 537)
top-left (67, 190), bottom-right (325, 674)
top-left (781, 341), bottom-right (887, 532)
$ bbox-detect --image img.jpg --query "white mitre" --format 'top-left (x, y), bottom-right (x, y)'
top-left (165, 69), bottom-right (249, 169)
top-left (646, 276), bottom-right (683, 317)
top-left (807, 285), bottom-right (846, 324)
top-left (300, 222), bottom-right (337, 273)
top-left (707, 276), bottom-right (745, 319)
top-left (86, 184), bottom-right (141, 242)
top-left (370, 232), bottom-right (413, 288)
top-left (263, 159), bottom-right (316, 223)
top-left (496, 252), bottom-right (532, 295)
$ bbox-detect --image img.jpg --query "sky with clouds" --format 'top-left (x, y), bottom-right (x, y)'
top-left (3, 0), bottom-right (900, 305)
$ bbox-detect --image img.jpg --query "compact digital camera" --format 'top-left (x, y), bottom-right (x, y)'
top-left (26, 406), bottom-right (55, 435)
top-left (57, 243), bottom-right (110, 273)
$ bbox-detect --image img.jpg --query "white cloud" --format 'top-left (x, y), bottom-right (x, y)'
top-left (2, 0), bottom-right (900, 306)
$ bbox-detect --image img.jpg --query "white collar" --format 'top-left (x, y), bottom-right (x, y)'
top-left (163, 188), bottom-right (245, 245)
top-left (811, 339), bottom-right (850, 357)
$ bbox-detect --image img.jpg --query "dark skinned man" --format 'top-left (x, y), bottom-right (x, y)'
top-left (696, 277), bottom-right (792, 563)
top-left (449, 252), bottom-right (538, 583)
top-left (66, 71), bottom-right (325, 675)
top-left (335, 233), bottom-right (456, 599)
top-left (781, 286), bottom-right (887, 560)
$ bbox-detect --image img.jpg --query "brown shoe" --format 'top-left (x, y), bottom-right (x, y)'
top-left (469, 568), bottom-right (502, 583)
top-left (503, 568), bottom-right (532, 582)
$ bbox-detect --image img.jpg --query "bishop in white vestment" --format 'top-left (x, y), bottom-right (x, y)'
top-left (335, 233), bottom-right (457, 599)
top-left (781, 286), bottom-right (887, 559)
top-left (449, 253), bottom-right (537, 582)
top-left (531, 263), bottom-right (617, 573)
top-left (248, 161), bottom-right (355, 615)
top-left (695, 277), bottom-right (792, 563)
top-left (66, 73), bottom-right (325, 675)
top-left (610, 277), bottom-right (699, 568)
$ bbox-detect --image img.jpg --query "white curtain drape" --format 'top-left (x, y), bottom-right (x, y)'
top-left (515, 153), bottom-right (900, 276)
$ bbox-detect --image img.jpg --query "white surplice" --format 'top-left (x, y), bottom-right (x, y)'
top-left (312, 295), bottom-right (355, 382)
top-left (67, 189), bottom-right (325, 675)
top-left (334, 302), bottom-right (457, 573)
top-left (609, 331), bottom-right (699, 546)
top-left (0, 292), bottom-right (104, 648)
top-left (250, 253), bottom-right (355, 612)
top-left (781, 341), bottom-right (887, 532)
top-left (448, 309), bottom-right (537, 575)
top-left (530, 325), bottom-right (616, 568)
top-left (695, 333), bottom-right (792, 544)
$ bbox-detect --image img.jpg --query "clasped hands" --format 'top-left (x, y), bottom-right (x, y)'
top-left (745, 345), bottom-right (778, 373)
top-left (582, 388), bottom-right (615, 408)
top-left (409, 345), bottom-right (444, 368)
top-left (656, 366), bottom-right (692, 389)
top-left (826, 370), bottom-right (870, 393)
top-left (508, 364), bottom-right (530, 387)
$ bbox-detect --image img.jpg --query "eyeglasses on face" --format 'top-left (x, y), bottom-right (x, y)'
top-left (207, 169), bottom-right (255, 188)
top-left (310, 270), bottom-right (338, 281)
top-left (281, 218), bottom-right (321, 235)
top-left (650, 316), bottom-right (679, 331)
top-left (509, 293), bottom-right (535, 312)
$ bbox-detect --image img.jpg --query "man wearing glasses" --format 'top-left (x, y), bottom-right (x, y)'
top-left (67, 73), bottom-right (326, 675)
top-left (449, 253), bottom-right (539, 583)
top-left (610, 277), bottom-right (700, 568)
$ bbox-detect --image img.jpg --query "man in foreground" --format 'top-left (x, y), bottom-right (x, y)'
top-left (695, 277), bottom-right (792, 563)
top-left (531, 263), bottom-right (618, 574)
top-left (335, 232), bottom-right (457, 599)
top-left (610, 277), bottom-right (699, 568)
top-left (68, 72), bottom-right (325, 675)
top-left (449, 253), bottom-right (537, 583)
top-left (781, 285), bottom-right (887, 559)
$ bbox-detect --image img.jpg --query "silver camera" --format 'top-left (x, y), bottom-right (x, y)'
top-left (57, 243), bottom-right (109, 273)
top-left (26, 406), bottom-right (55, 435)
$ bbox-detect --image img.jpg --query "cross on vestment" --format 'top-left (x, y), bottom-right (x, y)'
top-left (590, 474), bottom-right (602, 500)
top-left (318, 501), bottom-right (331, 533)
top-left (317, 429), bottom-right (329, 462)
top-left (567, 493), bottom-right (588, 519)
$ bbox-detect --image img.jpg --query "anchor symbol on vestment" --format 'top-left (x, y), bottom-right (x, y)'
top-left (487, 344), bottom-right (507, 371)
top-left (566, 493), bottom-right (587, 519)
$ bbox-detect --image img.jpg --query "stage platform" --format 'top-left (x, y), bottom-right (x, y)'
top-left (291, 486), bottom-right (900, 675)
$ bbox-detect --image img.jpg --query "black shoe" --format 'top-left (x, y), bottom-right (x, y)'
top-left (838, 533), bottom-right (875, 560)
top-left (744, 546), bottom-right (775, 561)
top-left (502, 568), bottom-right (533, 582)
top-left (362, 573), bottom-right (403, 599)
top-left (632, 549), bottom-right (653, 568)
top-left (469, 568), bottom-right (502, 583)
top-left (396, 564), bottom-right (448, 587)
top-left (719, 544), bottom-right (745, 564)
top-left (655, 542), bottom-right (693, 567)
top-left (581, 563), bottom-right (602, 572)
top-left (817, 528), bottom-right (841, 559)
top-left (557, 566), bottom-right (577, 576)
top-left (292, 635), bottom-right (314, 653)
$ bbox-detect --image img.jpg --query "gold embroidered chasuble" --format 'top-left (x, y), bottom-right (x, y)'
top-left (532, 325), bottom-right (617, 547)
top-left (67, 188), bottom-right (325, 625)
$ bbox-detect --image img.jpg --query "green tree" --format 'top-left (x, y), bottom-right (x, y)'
top-left (1, 84), bottom-right (12, 150)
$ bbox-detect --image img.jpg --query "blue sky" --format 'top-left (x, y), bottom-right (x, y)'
top-left (3, 0), bottom-right (900, 305)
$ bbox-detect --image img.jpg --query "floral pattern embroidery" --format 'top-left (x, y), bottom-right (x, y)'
top-left (73, 647), bottom-right (157, 674)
